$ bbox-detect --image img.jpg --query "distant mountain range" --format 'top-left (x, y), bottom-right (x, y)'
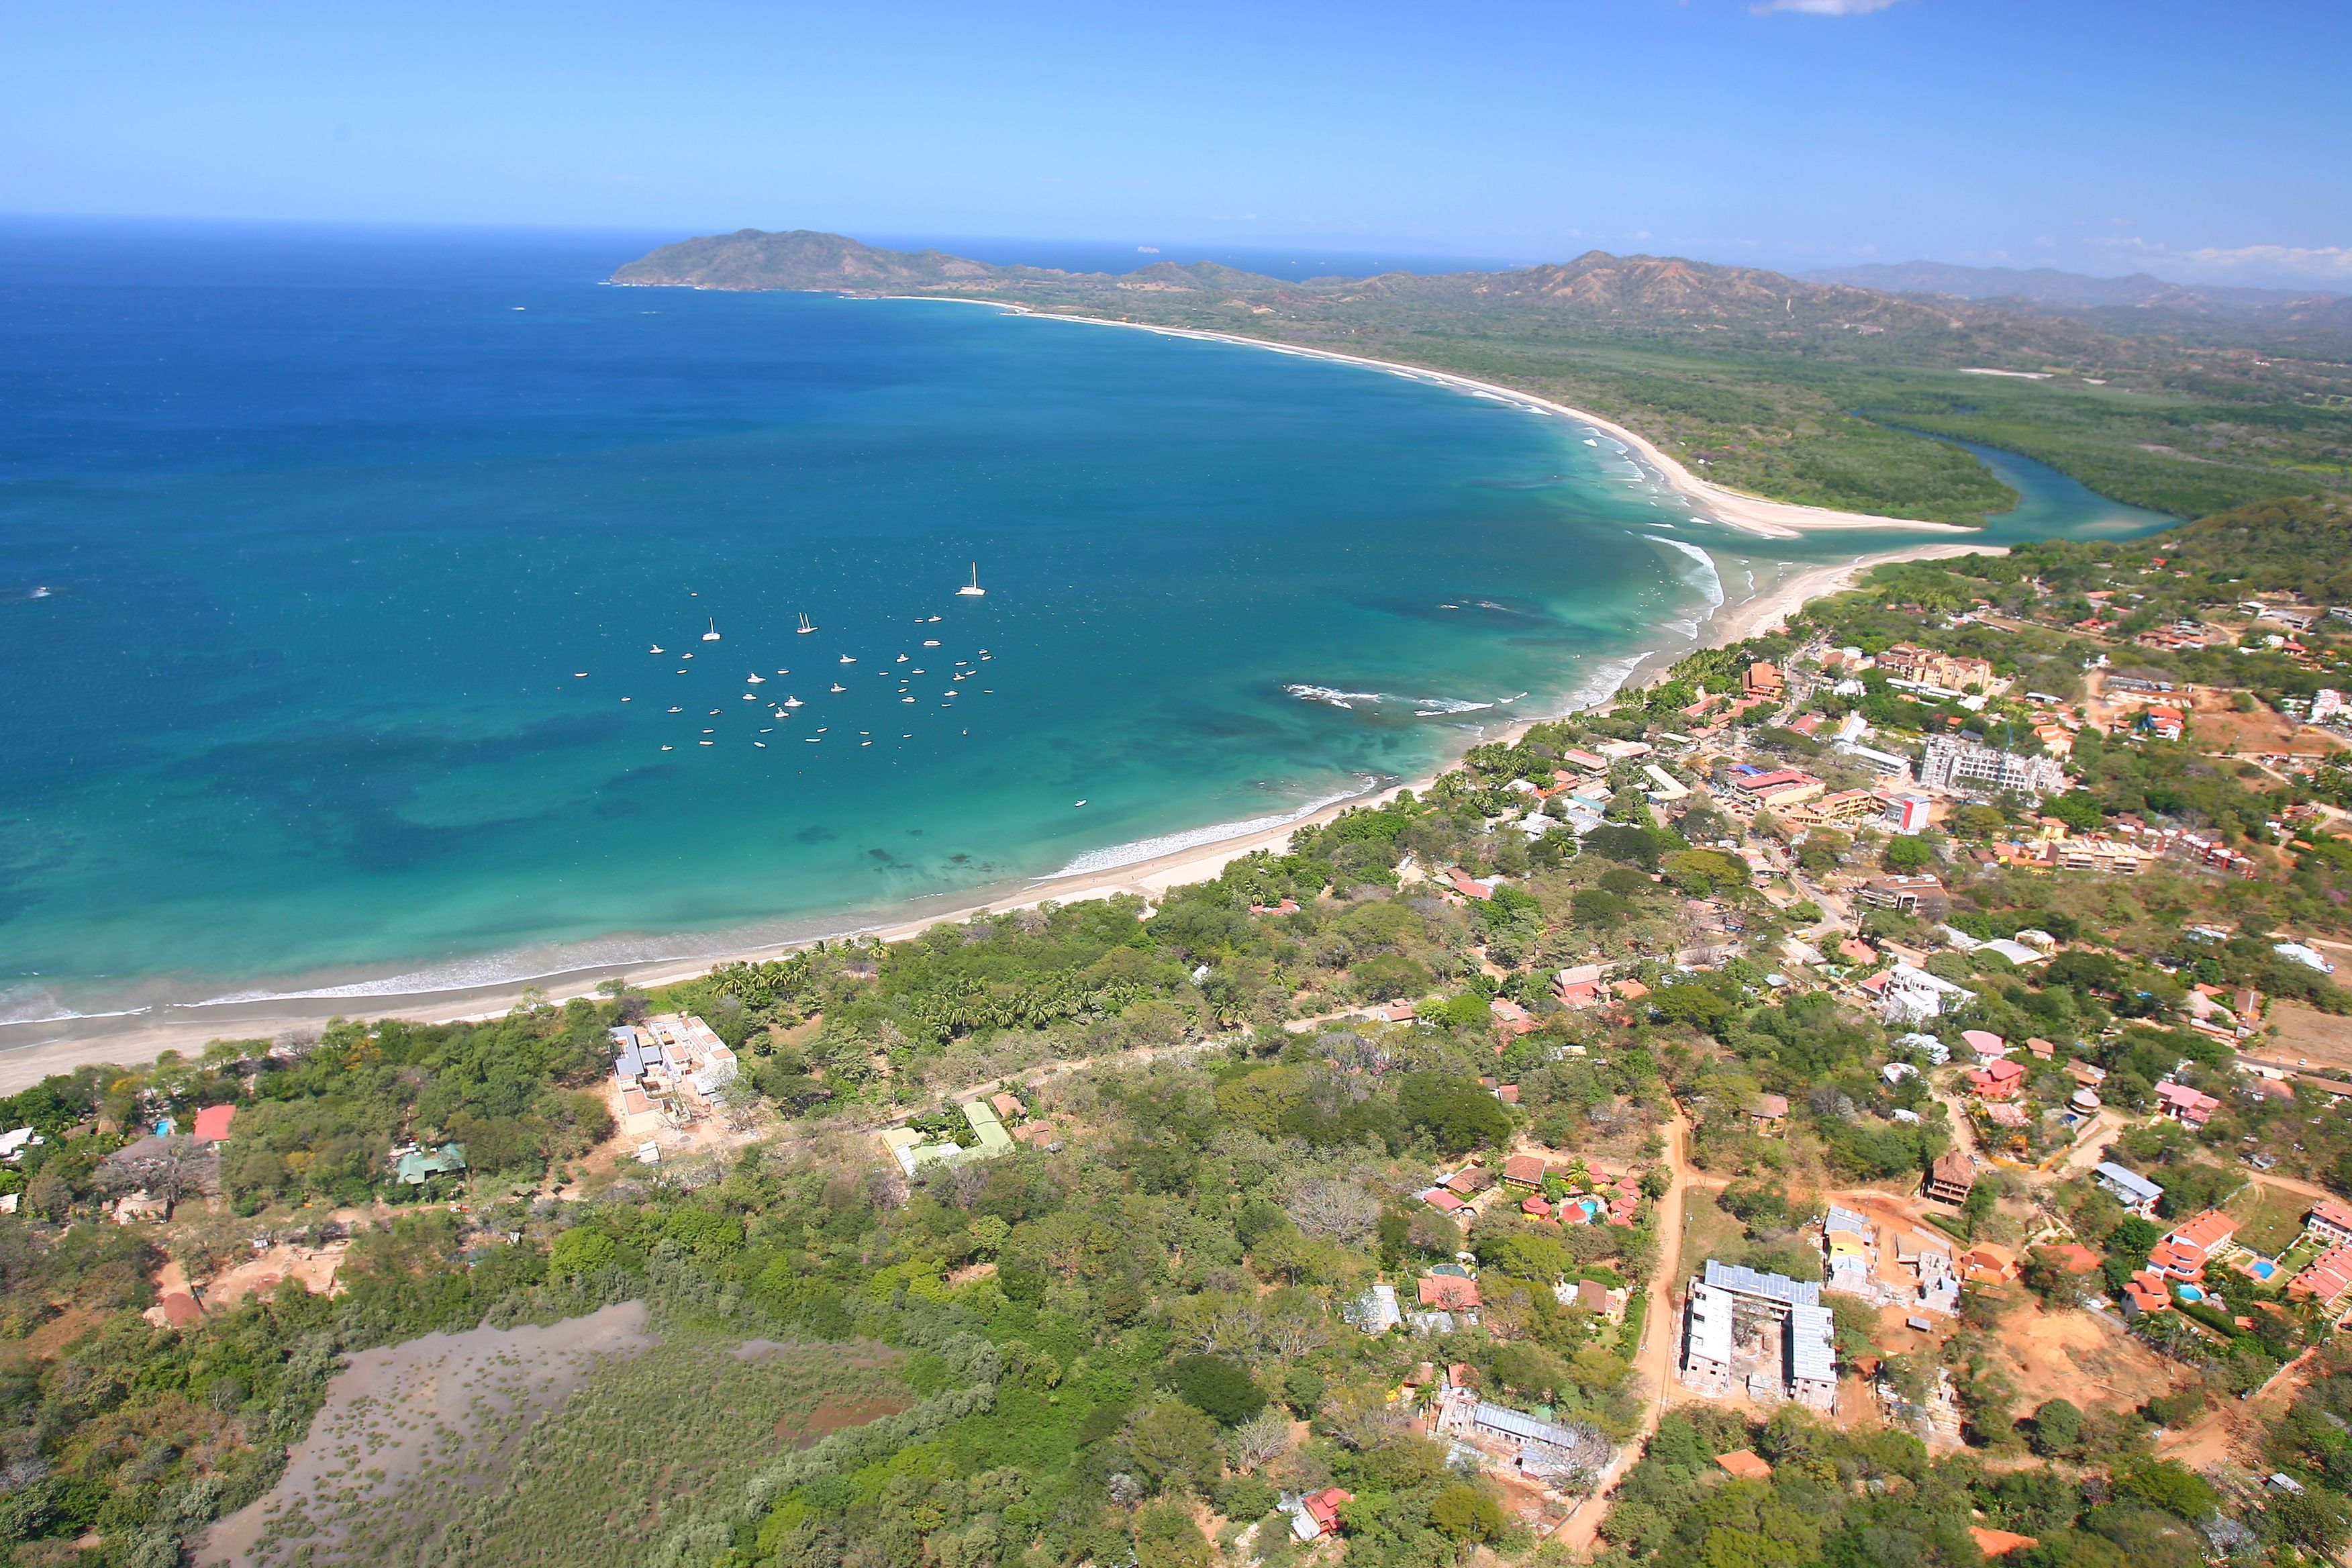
top-left (1801, 260), bottom-right (2345, 316)
top-left (611, 230), bottom-right (2352, 362)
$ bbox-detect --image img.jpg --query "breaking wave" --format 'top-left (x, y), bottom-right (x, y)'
top-left (1047, 781), bottom-right (1383, 878)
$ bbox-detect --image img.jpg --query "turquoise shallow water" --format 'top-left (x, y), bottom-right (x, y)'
top-left (1, 221), bottom-right (1759, 1024)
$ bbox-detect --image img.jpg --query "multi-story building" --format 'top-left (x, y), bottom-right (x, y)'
top-left (1918, 734), bottom-right (2067, 798)
top-left (1879, 644), bottom-right (1996, 692)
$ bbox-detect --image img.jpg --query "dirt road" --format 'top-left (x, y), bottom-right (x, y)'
top-left (1553, 1110), bottom-right (1692, 1559)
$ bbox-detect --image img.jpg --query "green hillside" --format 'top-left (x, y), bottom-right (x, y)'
top-left (614, 230), bottom-right (2352, 524)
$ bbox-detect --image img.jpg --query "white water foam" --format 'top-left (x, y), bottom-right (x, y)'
top-left (1046, 781), bottom-right (1381, 878)
top-left (1285, 683), bottom-right (1381, 709)
top-left (0, 985), bottom-right (150, 1027)
top-left (1653, 536), bottom-right (1726, 612)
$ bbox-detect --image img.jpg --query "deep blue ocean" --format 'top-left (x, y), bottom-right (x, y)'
top-left (0, 219), bottom-right (2174, 1031)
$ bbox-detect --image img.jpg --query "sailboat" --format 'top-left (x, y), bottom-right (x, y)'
top-left (701, 619), bottom-right (722, 641)
top-left (955, 563), bottom-right (986, 597)
top-left (797, 614), bottom-right (816, 635)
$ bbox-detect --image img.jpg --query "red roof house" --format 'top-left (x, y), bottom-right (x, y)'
top-left (2308, 1199), bottom-right (2352, 1245)
top-left (1501, 1153), bottom-right (1547, 1189)
top-left (1969, 1059), bottom-right (2026, 1100)
top-left (2290, 1244), bottom-right (2352, 1304)
top-left (1418, 1275), bottom-right (1481, 1311)
top-left (190, 1104), bottom-right (237, 1142)
top-left (1424, 1189), bottom-right (1467, 1214)
top-left (2155, 1081), bottom-right (2221, 1127)
top-left (2152, 1210), bottom-right (2239, 1281)
top-left (1297, 1486), bottom-right (1354, 1539)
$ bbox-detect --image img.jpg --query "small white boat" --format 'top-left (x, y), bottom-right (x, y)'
top-left (979, 653), bottom-right (992, 661)
top-left (699, 740), bottom-right (714, 746)
top-left (746, 673), bottom-right (765, 684)
top-left (902, 695), bottom-right (916, 703)
top-left (667, 706), bottom-right (683, 714)
top-left (649, 645), bottom-right (664, 654)
top-left (926, 615), bottom-right (942, 623)
top-left (742, 693), bottom-right (757, 701)
top-left (783, 695), bottom-right (803, 707)
top-left (829, 682), bottom-right (846, 693)
top-left (839, 654), bottom-right (856, 664)
top-left (701, 619), bottom-right (722, 641)
top-left (797, 614), bottom-right (816, 635)
top-left (620, 696), bottom-right (632, 702)
top-left (861, 740), bottom-right (873, 746)
top-left (661, 744), bottom-right (674, 751)
top-left (805, 736), bottom-right (820, 742)
top-left (895, 653), bottom-right (909, 663)
top-left (754, 741), bottom-right (767, 748)
top-left (573, 671), bottom-right (588, 678)
top-left (1074, 799), bottom-right (1087, 807)
top-left (681, 652), bottom-right (693, 659)
top-left (955, 563), bottom-right (986, 597)
top-left (922, 640), bottom-right (940, 647)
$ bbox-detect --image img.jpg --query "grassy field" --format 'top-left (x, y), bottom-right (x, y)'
top-left (211, 1306), bottom-right (912, 1568)
top-left (2226, 1180), bottom-right (2310, 1257)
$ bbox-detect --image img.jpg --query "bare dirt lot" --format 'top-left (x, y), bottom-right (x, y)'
top-left (1977, 1293), bottom-right (2193, 1418)
top-left (2263, 1000), bottom-right (2352, 1075)
top-left (200, 1300), bottom-right (657, 1567)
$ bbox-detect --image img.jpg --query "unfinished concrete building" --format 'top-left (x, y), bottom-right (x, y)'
top-left (1679, 1259), bottom-right (1837, 1412)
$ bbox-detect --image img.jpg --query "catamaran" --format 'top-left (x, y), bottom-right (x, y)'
top-left (797, 614), bottom-right (816, 634)
top-left (701, 619), bottom-right (722, 641)
top-left (955, 563), bottom-right (985, 597)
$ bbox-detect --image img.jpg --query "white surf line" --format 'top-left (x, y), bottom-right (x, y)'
top-left (891, 295), bottom-right (1981, 543)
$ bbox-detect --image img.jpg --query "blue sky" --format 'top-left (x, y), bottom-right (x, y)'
top-left (3, 0), bottom-right (2345, 286)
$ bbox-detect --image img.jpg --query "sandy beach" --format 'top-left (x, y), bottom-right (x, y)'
top-left (0, 307), bottom-right (2003, 1093)
top-left (0, 523), bottom-right (1994, 1093)
top-left (895, 299), bottom-right (1988, 543)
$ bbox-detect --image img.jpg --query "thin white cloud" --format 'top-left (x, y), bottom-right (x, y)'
top-left (2094, 233), bottom-right (2352, 286)
top-left (1752, 0), bottom-right (1900, 15)
top-left (2173, 244), bottom-right (2352, 281)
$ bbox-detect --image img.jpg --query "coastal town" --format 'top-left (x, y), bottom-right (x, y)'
top-left (10, 497), bottom-right (2352, 1566)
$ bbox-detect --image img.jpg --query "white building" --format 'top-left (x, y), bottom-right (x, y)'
top-left (1918, 734), bottom-right (2066, 798)
top-left (1882, 793), bottom-right (1933, 834)
top-left (1679, 1261), bottom-right (1836, 1412)
top-left (1879, 963), bottom-right (1976, 1026)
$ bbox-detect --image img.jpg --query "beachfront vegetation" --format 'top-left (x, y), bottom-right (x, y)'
top-left (614, 231), bottom-right (2352, 524)
top-left (17, 495), bottom-right (2352, 1565)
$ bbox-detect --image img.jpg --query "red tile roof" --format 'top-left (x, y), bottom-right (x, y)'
top-left (191, 1104), bottom-right (236, 1142)
top-left (1715, 1449), bottom-right (1773, 1480)
top-left (1424, 1189), bottom-right (1467, 1213)
top-left (1418, 1275), bottom-right (1481, 1310)
top-left (1970, 1527), bottom-right (2039, 1557)
top-left (2165, 1210), bottom-right (2239, 1258)
top-left (1502, 1154), bottom-right (1546, 1187)
top-left (2291, 1244), bottom-right (2352, 1303)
